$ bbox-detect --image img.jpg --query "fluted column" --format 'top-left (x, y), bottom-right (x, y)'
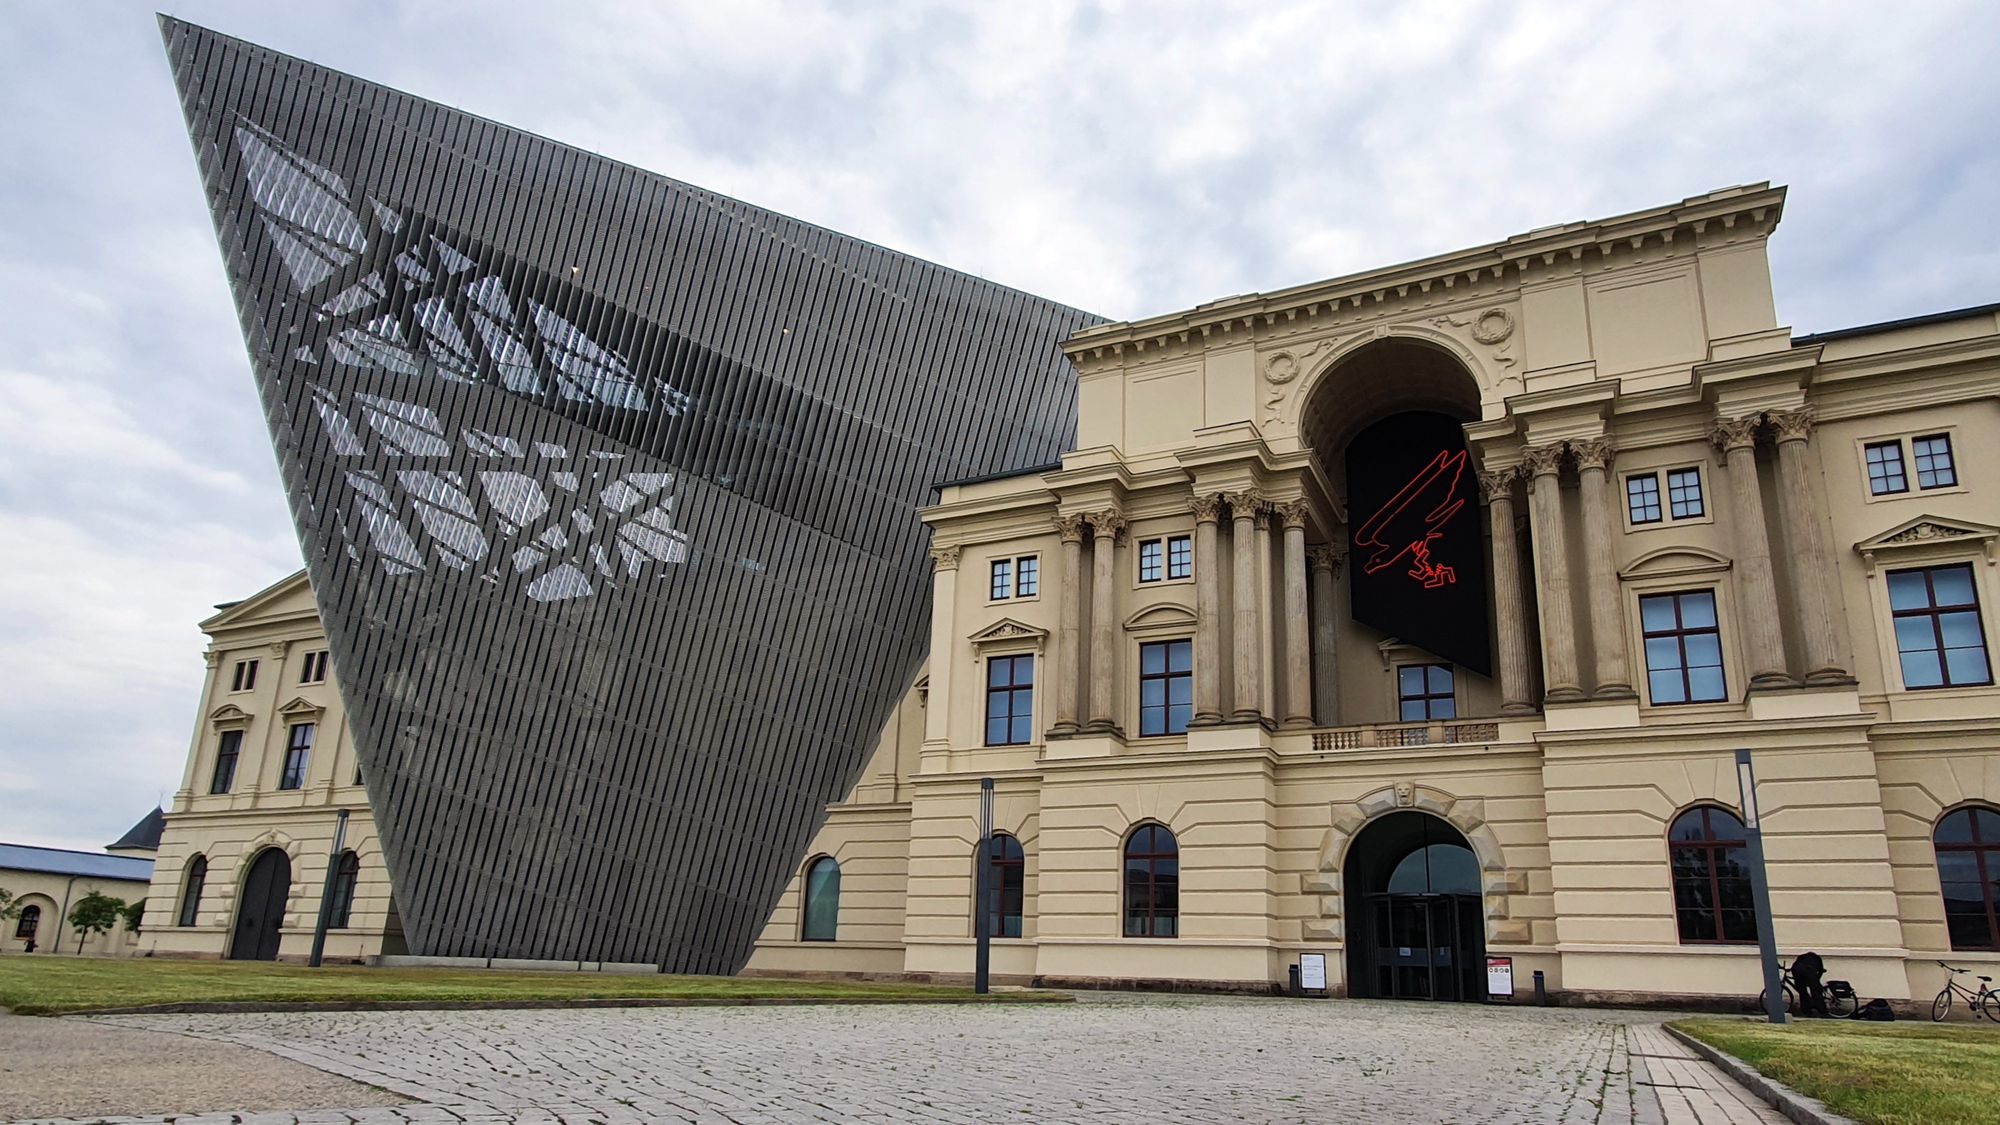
top-left (1769, 408), bottom-right (1854, 686)
top-left (1189, 494), bottom-right (1226, 725)
top-left (1522, 444), bottom-right (1585, 703)
top-left (1084, 509), bottom-right (1126, 732)
top-left (1308, 544), bottom-right (1343, 726)
top-left (1225, 490), bottom-right (1265, 723)
top-left (1479, 468), bottom-right (1537, 716)
top-left (1712, 414), bottom-right (1796, 691)
top-left (1276, 500), bottom-right (1313, 728)
top-left (1050, 514), bottom-right (1087, 735)
top-left (1571, 439), bottom-right (1636, 700)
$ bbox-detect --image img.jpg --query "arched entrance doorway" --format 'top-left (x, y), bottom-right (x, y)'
top-left (1344, 811), bottom-right (1485, 1001)
top-left (229, 847), bottom-right (291, 961)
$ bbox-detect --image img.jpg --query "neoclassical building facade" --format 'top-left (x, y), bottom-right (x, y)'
top-left (745, 184), bottom-right (2000, 1005)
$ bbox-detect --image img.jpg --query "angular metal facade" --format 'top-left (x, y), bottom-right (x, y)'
top-left (162, 18), bottom-right (1099, 972)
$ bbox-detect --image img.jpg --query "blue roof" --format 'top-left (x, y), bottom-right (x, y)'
top-left (0, 843), bottom-right (153, 882)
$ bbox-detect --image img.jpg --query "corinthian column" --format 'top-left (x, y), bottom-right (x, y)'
top-left (1769, 408), bottom-right (1854, 686)
top-left (1050, 514), bottom-right (1087, 735)
top-left (1084, 509), bottom-right (1126, 732)
top-left (1571, 439), bottom-right (1636, 700)
top-left (1225, 490), bottom-right (1265, 723)
top-left (1275, 500), bottom-right (1313, 728)
top-left (1479, 468), bottom-right (1537, 716)
top-left (1189, 494), bottom-right (1225, 725)
top-left (1712, 414), bottom-right (1795, 691)
top-left (1523, 444), bottom-right (1585, 703)
top-left (924, 545), bottom-right (961, 745)
top-left (1308, 544), bottom-right (1344, 726)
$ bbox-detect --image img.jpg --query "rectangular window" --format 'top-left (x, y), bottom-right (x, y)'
top-left (1912, 434), bottom-right (1957, 490)
top-left (1640, 591), bottom-right (1727, 704)
top-left (1166, 535), bottom-right (1193, 580)
top-left (1138, 639), bottom-right (1193, 736)
top-left (984, 655), bottom-right (1035, 746)
top-left (1626, 474), bottom-right (1663, 525)
top-left (229, 659), bottom-right (258, 693)
top-left (209, 730), bottom-right (242, 794)
top-left (279, 722), bottom-right (315, 790)
top-left (989, 558), bottom-right (1013, 600)
top-left (1865, 440), bottom-right (1909, 495)
top-left (299, 650), bottom-right (329, 684)
top-left (1014, 556), bottom-right (1039, 598)
top-left (1138, 539), bottom-right (1164, 583)
top-left (1396, 664), bottom-right (1455, 721)
top-left (1666, 468), bottom-right (1705, 520)
top-left (1887, 564), bottom-right (1992, 689)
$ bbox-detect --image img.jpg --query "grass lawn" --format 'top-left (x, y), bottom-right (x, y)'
top-left (0, 956), bottom-right (1053, 1016)
top-left (1673, 1016), bottom-right (2000, 1125)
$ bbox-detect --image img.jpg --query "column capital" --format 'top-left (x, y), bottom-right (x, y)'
top-left (1084, 509), bottom-right (1126, 542)
top-left (928, 545), bottom-right (961, 571)
top-left (1223, 490), bottom-right (1264, 519)
top-left (1710, 412), bottom-right (1764, 453)
top-left (203, 649), bottom-right (222, 669)
top-left (1307, 543), bottom-right (1346, 578)
top-left (1188, 493), bottom-right (1225, 524)
top-left (1521, 443), bottom-right (1566, 479)
top-left (1477, 467), bottom-right (1519, 502)
top-left (1571, 437), bottom-right (1615, 472)
top-left (1273, 498), bottom-right (1310, 530)
top-left (1768, 406), bottom-right (1816, 444)
top-left (1054, 513), bottom-right (1088, 543)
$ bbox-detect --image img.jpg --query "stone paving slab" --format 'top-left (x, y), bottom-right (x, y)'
top-left (0, 996), bottom-right (1768, 1124)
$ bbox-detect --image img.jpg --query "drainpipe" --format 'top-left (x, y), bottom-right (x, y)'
top-left (50, 876), bottom-right (79, 954)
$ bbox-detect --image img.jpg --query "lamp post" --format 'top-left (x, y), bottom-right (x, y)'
top-left (975, 777), bottom-right (993, 995)
top-left (1737, 750), bottom-right (1786, 1024)
top-left (308, 807), bottom-right (350, 968)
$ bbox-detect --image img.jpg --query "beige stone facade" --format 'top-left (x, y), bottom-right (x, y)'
top-left (141, 572), bottom-right (397, 963)
top-left (746, 183), bottom-right (2000, 1006)
top-left (1, 850), bottom-right (152, 957)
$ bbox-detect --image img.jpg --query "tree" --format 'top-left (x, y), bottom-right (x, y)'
top-left (67, 892), bottom-right (124, 954)
top-left (120, 898), bottom-right (146, 936)
top-left (0, 887), bottom-right (17, 923)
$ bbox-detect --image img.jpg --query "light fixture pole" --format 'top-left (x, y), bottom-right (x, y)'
top-left (975, 777), bottom-right (994, 995)
top-left (308, 807), bottom-right (350, 968)
top-left (1737, 750), bottom-right (1786, 1024)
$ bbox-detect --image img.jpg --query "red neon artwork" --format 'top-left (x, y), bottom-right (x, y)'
top-left (1354, 449), bottom-right (1468, 590)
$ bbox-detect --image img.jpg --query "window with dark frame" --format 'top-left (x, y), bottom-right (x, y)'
top-left (230, 659), bottom-right (258, 692)
top-left (177, 856), bottom-right (207, 927)
top-left (329, 850), bottom-right (360, 928)
top-left (989, 558), bottom-right (1013, 600)
top-left (15, 904), bottom-right (40, 940)
top-left (1934, 806), bottom-right (2000, 951)
top-left (1015, 555), bottom-right (1039, 598)
top-left (980, 833), bottom-right (1025, 938)
top-left (1865, 440), bottom-right (1909, 495)
top-left (1666, 468), bottom-right (1705, 519)
top-left (209, 729), bottom-right (242, 794)
top-left (279, 722), bottom-right (315, 790)
top-left (1138, 639), bottom-right (1193, 736)
top-left (1626, 473), bottom-right (1663, 524)
top-left (1166, 535), bottom-right (1193, 580)
top-left (299, 650), bottom-right (330, 684)
top-left (1913, 434), bottom-right (1957, 490)
top-left (801, 855), bottom-right (840, 941)
top-left (1640, 590), bottom-right (1727, 704)
top-left (1396, 663), bottom-right (1455, 721)
top-left (1138, 538), bottom-right (1164, 582)
top-left (1122, 823), bottom-right (1179, 938)
top-left (1887, 564), bottom-right (1992, 689)
top-left (1669, 805), bottom-right (1757, 944)
top-left (984, 654), bottom-right (1035, 746)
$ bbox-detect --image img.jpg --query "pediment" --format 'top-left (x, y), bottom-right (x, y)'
top-left (967, 617), bottom-right (1048, 644)
top-left (1123, 603), bottom-right (1198, 632)
top-left (207, 703), bottom-right (253, 728)
top-left (1855, 515), bottom-right (1999, 556)
top-left (1618, 545), bottom-right (1732, 581)
top-left (276, 696), bottom-right (326, 718)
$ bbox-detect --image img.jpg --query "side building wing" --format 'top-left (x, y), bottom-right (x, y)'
top-left (161, 17), bottom-right (1099, 972)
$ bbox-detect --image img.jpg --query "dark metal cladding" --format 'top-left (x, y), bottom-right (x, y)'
top-left (161, 17), bottom-right (1101, 972)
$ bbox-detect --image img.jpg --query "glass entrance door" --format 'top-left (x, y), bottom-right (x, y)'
top-left (1369, 893), bottom-right (1481, 1000)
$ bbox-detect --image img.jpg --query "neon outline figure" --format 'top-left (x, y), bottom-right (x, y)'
top-left (1354, 449), bottom-right (1468, 590)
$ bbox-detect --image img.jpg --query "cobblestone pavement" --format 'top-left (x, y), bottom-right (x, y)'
top-left (5, 996), bottom-right (1735, 1124)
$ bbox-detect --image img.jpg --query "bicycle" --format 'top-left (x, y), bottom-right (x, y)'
top-left (1932, 961), bottom-right (2000, 1021)
top-left (1757, 955), bottom-right (1859, 1018)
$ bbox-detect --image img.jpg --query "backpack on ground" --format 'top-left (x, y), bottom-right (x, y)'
top-left (1851, 998), bottom-right (1896, 1021)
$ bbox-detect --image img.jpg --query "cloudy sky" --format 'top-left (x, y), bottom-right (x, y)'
top-left (2, 0), bottom-right (1996, 853)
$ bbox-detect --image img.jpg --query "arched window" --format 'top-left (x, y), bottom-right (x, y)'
top-left (14, 904), bottom-right (40, 940)
top-left (1934, 806), bottom-right (2000, 951)
top-left (801, 856), bottom-right (840, 942)
top-left (329, 851), bottom-right (361, 929)
top-left (1669, 805), bottom-right (1755, 944)
top-left (177, 856), bottom-right (207, 928)
top-left (1123, 824), bottom-right (1179, 938)
top-left (979, 834), bottom-right (1025, 938)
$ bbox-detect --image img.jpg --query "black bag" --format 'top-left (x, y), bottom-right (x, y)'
top-left (1851, 998), bottom-right (1896, 1021)
top-left (1827, 979), bottom-right (1857, 1000)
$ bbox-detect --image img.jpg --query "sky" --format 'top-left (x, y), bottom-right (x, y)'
top-left (1, 0), bottom-right (1997, 853)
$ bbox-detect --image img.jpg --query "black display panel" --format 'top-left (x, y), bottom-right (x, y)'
top-left (161, 17), bottom-right (1100, 971)
top-left (1346, 411), bottom-right (1491, 675)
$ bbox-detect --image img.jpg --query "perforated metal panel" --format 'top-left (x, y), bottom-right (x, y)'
top-left (162, 17), bottom-right (1099, 972)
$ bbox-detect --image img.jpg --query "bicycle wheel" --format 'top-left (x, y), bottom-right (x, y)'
top-left (1981, 990), bottom-right (2000, 1022)
top-left (1933, 987), bottom-right (1954, 1021)
top-left (1757, 985), bottom-right (1798, 1015)
top-left (1827, 990), bottom-right (1860, 1019)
